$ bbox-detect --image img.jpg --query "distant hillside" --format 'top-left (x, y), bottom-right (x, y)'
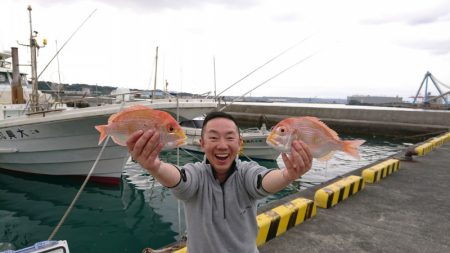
top-left (222, 96), bottom-right (346, 104)
top-left (38, 81), bottom-right (118, 95)
top-left (37, 81), bottom-right (347, 104)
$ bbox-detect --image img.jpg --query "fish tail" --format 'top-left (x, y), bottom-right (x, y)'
top-left (95, 125), bottom-right (108, 145)
top-left (342, 139), bottom-right (365, 159)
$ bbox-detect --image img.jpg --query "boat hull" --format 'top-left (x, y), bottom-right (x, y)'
top-left (0, 99), bottom-right (217, 184)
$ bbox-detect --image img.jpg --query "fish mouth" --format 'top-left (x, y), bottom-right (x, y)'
top-left (177, 131), bottom-right (188, 146)
top-left (176, 137), bottom-right (187, 147)
top-left (266, 133), bottom-right (277, 146)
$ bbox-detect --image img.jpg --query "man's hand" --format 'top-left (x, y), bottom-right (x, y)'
top-left (281, 140), bottom-right (312, 181)
top-left (126, 129), bottom-right (164, 173)
top-left (262, 140), bottom-right (312, 193)
top-left (126, 129), bottom-right (182, 187)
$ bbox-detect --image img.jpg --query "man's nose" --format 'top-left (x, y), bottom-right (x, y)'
top-left (217, 138), bottom-right (228, 148)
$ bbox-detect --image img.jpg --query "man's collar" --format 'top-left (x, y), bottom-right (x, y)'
top-left (206, 159), bottom-right (237, 183)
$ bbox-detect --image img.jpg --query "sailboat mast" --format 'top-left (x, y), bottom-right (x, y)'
top-left (28, 5), bottom-right (39, 112)
top-left (152, 46), bottom-right (158, 100)
top-left (213, 56), bottom-right (217, 98)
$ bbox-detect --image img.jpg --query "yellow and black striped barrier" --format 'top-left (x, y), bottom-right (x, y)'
top-left (415, 142), bottom-right (434, 156)
top-left (415, 132), bottom-right (450, 156)
top-left (362, 159), bottom-right (400, 183)
top-left (314, 175), bottom-right (365, 209)
top-left (173, 247), bottom-right (186, 253)
top-left (173, 198), bottom-right (316, 252)
top-left (430, 133), bottom-right (450, 148)
top-left (256, 198), bottom-right (316, 246)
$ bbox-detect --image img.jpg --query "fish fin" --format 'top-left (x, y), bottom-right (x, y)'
top-left (342, 139), bottom-right (366, 159)
top-left (302, 116), bottom-right (339, 139)
top-left (95, 125), bottom-right (108, 145)
top-left (109, 105), bottom-right (152, 123)
top-left (317, 151), bottom-right (335, 162)
top-left (111, 135), bottom-right (128, 146)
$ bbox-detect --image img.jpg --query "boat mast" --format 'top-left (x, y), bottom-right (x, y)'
top-left (213, 56), bottom-right (217, 98)
top-left (28, 5), bottom-right (40, 112)
top-left (152, 46), bottom-right (158, 100)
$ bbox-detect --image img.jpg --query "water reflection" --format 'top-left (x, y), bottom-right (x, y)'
top-left (0, 170), bottom-right (178, 252)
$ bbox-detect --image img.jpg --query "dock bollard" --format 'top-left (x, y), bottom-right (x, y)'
top-left (314, 175), bottom-right (365, 209)
top-left (362, 159), bottom-right (400, 184)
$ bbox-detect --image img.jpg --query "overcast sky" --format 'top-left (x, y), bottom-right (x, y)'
top-left (2, 0), bottom-right (450, 99)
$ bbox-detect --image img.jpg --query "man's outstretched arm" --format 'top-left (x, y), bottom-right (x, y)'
top-left (262, 140), bottom-right (312, 193)
top-left (127, 129), bottom-right (181, 187)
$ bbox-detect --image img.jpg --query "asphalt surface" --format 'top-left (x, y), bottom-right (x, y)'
top-left (259, 142), bottom-right (450, 253)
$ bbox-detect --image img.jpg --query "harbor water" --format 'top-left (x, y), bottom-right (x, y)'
top-left (0, 134), bottom-right (411, 253)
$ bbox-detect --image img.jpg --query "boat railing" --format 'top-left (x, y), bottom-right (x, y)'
top-left (26, 108), bottom-right (66, 116)
top-left (0, 59), bottom-right (11, 69)
top-left (240, 123), bottom-right (271, 135)
top-left (241, 127), bottom-right (261, 133)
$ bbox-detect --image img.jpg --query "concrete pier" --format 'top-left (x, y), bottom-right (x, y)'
top-left (258, 141), bottom-right (450, 253)
top-left (222, 102), bottom-right (450, 138)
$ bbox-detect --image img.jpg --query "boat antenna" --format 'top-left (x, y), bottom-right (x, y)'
top-left (214, 35), bottom-right (313, 99)
top-left (219, 50), bottom-right (320, 112)
top-left (37, 8), bottom-right (97, 80)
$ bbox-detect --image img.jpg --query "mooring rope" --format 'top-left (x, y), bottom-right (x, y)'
top-left (48, 136), bottom-right (111, 240)
top-left (49, 102), bottom-right (128, 240)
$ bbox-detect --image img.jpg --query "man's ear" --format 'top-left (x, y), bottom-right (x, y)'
top-left (200, 137), bottom-right (205, 151)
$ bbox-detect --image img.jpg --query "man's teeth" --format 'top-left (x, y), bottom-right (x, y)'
top-left (216, 154), bottom-right (228, 158)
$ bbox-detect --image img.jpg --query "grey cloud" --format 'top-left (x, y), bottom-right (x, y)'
top-left (361, 2), bottom-right (450, 26)
top-left (32, 0), bottom-right (259, 11)
top-left (401, 39), bottom-right (450, 55)
top-left (273, 12), bottom-right (300, 23)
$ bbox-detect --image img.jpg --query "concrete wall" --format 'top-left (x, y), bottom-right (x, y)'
top-left (222, 103), bottom-right (450, 138)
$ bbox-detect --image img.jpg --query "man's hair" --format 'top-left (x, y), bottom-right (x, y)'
top-left (201, 111), bottom-right (240, 136)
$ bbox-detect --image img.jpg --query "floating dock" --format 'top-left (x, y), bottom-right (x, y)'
top-left (258, 134), bottom-right (450, 252)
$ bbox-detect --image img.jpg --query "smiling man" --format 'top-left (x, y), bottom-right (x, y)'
top-left (127, 111), bottom-right (312, 253)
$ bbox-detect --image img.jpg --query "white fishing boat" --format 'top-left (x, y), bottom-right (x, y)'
top-left (180, 117), bottom-right (280, 161)
top-left (0, 7), bottom-right (218, 185)
top-left (0, 98), bottom-right (217, 184)
top-left (0, 240), bottom-right (70, 253)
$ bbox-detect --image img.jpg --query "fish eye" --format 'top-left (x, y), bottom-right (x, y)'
top-left (277, 126), bottom-right (288, 135)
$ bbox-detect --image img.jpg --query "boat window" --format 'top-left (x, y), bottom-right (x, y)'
top-left (0, 73), bottom-right (8, 84)
top-left (20, 75), bottom-right (29, 86)
top-left (192, 120), bottom-right (204, 128)
top-left (180, 121), bottom-right (196, 128)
